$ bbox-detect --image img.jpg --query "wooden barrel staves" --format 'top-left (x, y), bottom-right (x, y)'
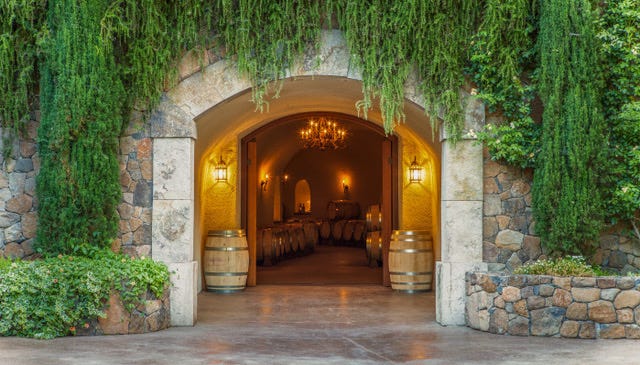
top-left (204, 230), bottom-right (249, 293)
top-left (319, 221), bottom-right (331, 242)
top-left (389, 230), bottom-right (433, 292)
top-left (261, 228), bottom-right (274, 266)
top-left (327, 200), bottom-right (361, 221)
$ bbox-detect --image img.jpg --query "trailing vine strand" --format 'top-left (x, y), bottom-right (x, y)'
top-left (1, 1), bottom-right (638, 258)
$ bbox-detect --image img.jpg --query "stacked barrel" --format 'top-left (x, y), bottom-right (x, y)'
top-left (256, 221), bottom-right (319, 266)
top-left (319, 200), bottom-right (365, 246)
top-left (365, 204), bottom-right (382, 267)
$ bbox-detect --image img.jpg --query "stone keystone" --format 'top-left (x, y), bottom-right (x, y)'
top-left (495, 229), bottom-right (524, 251)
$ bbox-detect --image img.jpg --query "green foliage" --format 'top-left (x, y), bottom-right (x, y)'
top-left (0, 0), bottom-right (46, 152)
top-left (514, 256), bottom-right (613, 277)
top-left (532, 0), bottom-right (607, 256)
top-left (218, 0), bottom-right (322, 112)
top-left (35, 0), bottom-right (125, 255)
top-left (336, 0), bottom-right (476, 137)
top-left (469, 0), bottom-right (540, 168)
top-left (598, 1), bottom-right (640, 237)
top-left (0, 249), bottom-right (169, 339)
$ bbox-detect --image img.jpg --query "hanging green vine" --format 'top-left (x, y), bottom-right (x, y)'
top-left (0, 0), bottom-right (46, 154)
top-left (469, 0), bottom-right (540, 168)
top-left (218, 0), bottom-right (322, 112)
top-left (598, 0), bottom-right (640, 238)
top-left (36, 0), bottom-right (126, 255)
top-left (532, 0), bottom-right (606, 256)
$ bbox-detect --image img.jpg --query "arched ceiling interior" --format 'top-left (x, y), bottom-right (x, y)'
top-left (193, 76), bottom-right (441, 169)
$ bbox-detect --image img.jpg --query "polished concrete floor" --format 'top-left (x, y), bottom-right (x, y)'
top-left (2, 286), bottom-right (640, 364)
top-left (257, 244), bottom-right (382, 285)
top-left (2, 248), bottom-right (640, 364)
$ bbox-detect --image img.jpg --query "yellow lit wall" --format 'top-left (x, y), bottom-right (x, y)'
top-left (201, 142), bottom-right (238, 232)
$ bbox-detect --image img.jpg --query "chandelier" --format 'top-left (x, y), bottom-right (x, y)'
top-left (299, 117), bottom-right (348, 150)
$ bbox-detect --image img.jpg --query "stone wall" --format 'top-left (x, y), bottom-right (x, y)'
top-left (466, 272), bottom-right (640, 339)
top-left (482, 151), bottom-right (540, 272)
top-left (78, 289), bottom-right (170, 336)
top-left (483, 151), bottom-right (640, 274)
top-left (0, 115), bottom-right (40, 259)
top-left (114, 115), bottom-right (153, 257)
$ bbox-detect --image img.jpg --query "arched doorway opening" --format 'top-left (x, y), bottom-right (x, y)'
top-left (239, 112), bottom-right (407, 286)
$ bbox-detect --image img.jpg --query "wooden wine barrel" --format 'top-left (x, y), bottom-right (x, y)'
top-left (271, 227), bottom-right (282, 262)
top-left (342, 220), bottom-right (355, 242)
top-left (282, 229), bottom-right (291, 255)
top-left (319, 221), bottom-right (331, 241)
top-left (256, 228), bottom-right (264, 263)
top-left (261, 228), bottom-right (274, 266)
top-left (296, 228), bottom-right (305, 252)
top-left (389, 230), bottom-right (433, 293)
top-left (204, 230), bottom-right (248, 293)
top-left (366, 231), bottom-right (382, 267)
top-left (303, 222), bottom-right (318, 251)
top-left (332, 220), bottom-right (346, 242)
top-left (327, 200), bottom-right (361, 220)
top-left (352, 220), bottom-right (365, 242)
top-left (366, 204), bottom-right (381, 231)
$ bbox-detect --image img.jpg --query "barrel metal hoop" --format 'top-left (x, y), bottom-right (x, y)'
top-left (389, 248), bottom-right (432, 253)
top-left (390, 271), bottom-right (432, 276)
top-left (208, 229), bottom-right (246, 237)
top-left (391, 281), bottom-right (430, 286)
top-left (205, 247), bottom-right (248, 252)
top-left (204, 272), bottom-right (249, 277)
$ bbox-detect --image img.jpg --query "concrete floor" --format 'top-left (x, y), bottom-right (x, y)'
top-left (2, 247), bottom-right (640, 364)
top-left (257, 245), bottom-right (382, 285)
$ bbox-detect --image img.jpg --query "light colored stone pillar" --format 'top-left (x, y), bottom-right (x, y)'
top-left (436, 92), bottom-right (487, 326)
top-left (151, 97), bottom-right (198, 326)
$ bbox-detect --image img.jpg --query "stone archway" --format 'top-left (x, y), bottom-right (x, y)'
top-left (149, 30), bottom-right (486, 326)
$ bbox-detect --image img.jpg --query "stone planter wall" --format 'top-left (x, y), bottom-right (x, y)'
top-left (77, 289), bottom-right (170, 336)
top-left (466, 272), bottom-right (640, 339)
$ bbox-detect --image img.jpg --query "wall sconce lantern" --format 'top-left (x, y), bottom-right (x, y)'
top-left (342, 178), bottom-right (349, 194)
top-left (214, 157), bottom-right (227, 182)
top-left (409, 156), bottom-right (423, 183)
top-left (281, 174), bottom-right (289, 184)
top-left (261, 174), bottom-right (271, 191)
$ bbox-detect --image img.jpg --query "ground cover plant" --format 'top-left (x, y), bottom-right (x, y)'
top-left (0, 250), bottom-right (169, 339)
top-left (514, 256), bottom-right (614, 277)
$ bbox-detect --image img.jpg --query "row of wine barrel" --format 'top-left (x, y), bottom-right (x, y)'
top-left (365, 204), bottom-right (382, 231)
top-left (327, 200), bottom-right (361, 221)
top-left (318, 219), bottom-right (366, 246)
top-left (365, 231), bottom-right (383, 267)
top-left (257, 222), bottom-right (319, 266)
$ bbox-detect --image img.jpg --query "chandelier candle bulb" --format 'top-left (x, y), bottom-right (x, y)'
top-left (299, 117), bottom-right (348, 150)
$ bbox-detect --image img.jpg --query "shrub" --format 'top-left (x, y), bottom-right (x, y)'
top-left (514, 256), bottom-right (613, 277)
top-left (0, 249), bottom-right (169, 339)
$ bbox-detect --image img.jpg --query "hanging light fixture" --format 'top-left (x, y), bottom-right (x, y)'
top-left (214, 156), bottom-right (227, 182)
top-left (299, 117), bottom-right (348, 150)
top-left (409, 156), bottom-right (423, 183)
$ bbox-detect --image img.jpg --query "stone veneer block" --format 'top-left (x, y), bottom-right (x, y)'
top-left (437, 261), bottom-right (487, 326)
top-left (168, 261), bottom-right (198, 326)
top-left (441, 140), bottom-right (483, 201)
top-left (613, 290), bottom-right (640, 309)
top-left (571, 287), bottom-right (601, 303)
top-left (152, 199), bottom-right (194, 263)
top-left (153, 138), bottom-right (194, 200)
top-left (150, 96), bottom-right (197, 138)
top-left (440, 201), bottom-right (483, 262)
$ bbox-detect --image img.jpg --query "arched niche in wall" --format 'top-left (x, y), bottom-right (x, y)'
top-left (294, 179), bottom-right (311, 214)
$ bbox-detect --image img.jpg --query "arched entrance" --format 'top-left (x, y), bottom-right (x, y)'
top-left (149, 30), bottom-right (486, 327)
top-left (240, 112), bottom-right (399, 286)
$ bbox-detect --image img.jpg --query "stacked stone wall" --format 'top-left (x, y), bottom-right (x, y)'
top-left (0, 115), bottom-right (40, 259)
top-left (483, 150), bottom-right (640, 273)
top-left (466, 272), bottom-right (640, 339)
top-left (482, 150), bottom-right (540, 272)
